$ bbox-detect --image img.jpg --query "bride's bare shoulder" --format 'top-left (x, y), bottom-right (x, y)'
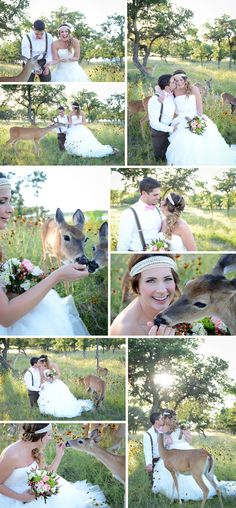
top-left (0, 441), bottom-right (20, 460)
top-left (110, 300), bottom-right (138, 335)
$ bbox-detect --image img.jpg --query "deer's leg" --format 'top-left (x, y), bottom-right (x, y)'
top-left (168, 470), bottom-right (181, 504)
top-left (13, 140), bottom-right (20, 155)
top-left (192, 474), bottom-right (209, 508)
top-left (34, 139), bottom-right (40, 156)
top-left (140, 113), bottom-right (148, 139)
top-left (205, 472), bottom-right (224, 508)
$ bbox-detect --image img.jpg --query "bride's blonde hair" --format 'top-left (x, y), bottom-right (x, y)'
top-left (22, 424), bottom-right (48, 467)
top-left (164, 193), bottom-right (185, 239)
top-left (58, 23), bottom-right (75, 52)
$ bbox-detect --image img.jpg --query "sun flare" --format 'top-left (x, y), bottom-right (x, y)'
top-left (153, 373), bottom-right (175, 387)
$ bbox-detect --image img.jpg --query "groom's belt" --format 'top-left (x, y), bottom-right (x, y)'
top-left (153, 457), bottom-right (160, 464)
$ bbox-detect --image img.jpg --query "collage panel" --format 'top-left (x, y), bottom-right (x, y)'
top-left (128, 337), bottom-right (236, 508)
top-left (127, 0), bottom-right (236, 166)
top-left (0, 83), bottom-right (125, 166)
top-left (0, 167), bottom-right (109, 336)
top-left (0, 421), bottom-right (125, 507)
top-left (110, 167), bottom-right (236, 252)
top-left (0, 338), bottom-right (126, 421)
top-left (110, 252), bottom-right (235, 336)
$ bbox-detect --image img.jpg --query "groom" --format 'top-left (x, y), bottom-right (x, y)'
top-left (23, 357), bottom-right (41, 407)
top-left (148, 74), bottom-right (177, 161)
top-left (117, 177), bottom-right (162, 251)
top-left (21, 20), bottom-right (53, 82)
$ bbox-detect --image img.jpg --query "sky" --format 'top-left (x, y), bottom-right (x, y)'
top-left (8, 167), bottom-right (109, 213)
top-left (173, 0), bottom-right (236, 27)
top-left (197, 338), bottom-right (236, 381)
top-left (24, 0), bottom-right (126, 28)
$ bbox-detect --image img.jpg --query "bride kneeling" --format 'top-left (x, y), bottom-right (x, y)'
top-left (38, 355), bottom-right (94, 418)
top-left (0, 423), bottom-right (109, 507)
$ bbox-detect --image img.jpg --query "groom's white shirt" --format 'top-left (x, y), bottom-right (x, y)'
top-left (117, 199), bottom-right (162, 251)
top-left (21, 31), bottom-right (53, 64)
top-left (148, 92), bottom-right (175, 133)
top-left (55, 115), bottom-right (68, 133)
top-left (24, 367), bottom-right (41, 392)
top-left (143, 426), bottom-right (160, 465)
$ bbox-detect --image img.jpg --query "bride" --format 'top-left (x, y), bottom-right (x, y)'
top-left (153, 412), bottom-right (236, 500)
top-left (166, 71), bottom-right (236, 165)
top-left (110, 253), bottom-right (178, 336)
top-left (65, 102), bottom-right (118, 158)
top-left (0, 423), bottom-right (109, 507)
top-left (0, 173), bottom-right (90, 336)
top-left (160, 192), bottom-right (196, 251)
top-left (50, 23), bottom-right (90, 82)
top-left (37, 355), bottom-right (94, 418)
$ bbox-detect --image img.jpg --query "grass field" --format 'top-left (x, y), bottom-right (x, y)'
top-left (0, 61), bottom-right (125, 82)
top-left (111, 205), bottom-right (236, 251)
top-left (0, 349), bottom-right (125, 421)
top-left (0, 213), bottom-right (108, 335)
top-left (110, 253), bottom-right (221, 322)
top-left (128, 58), bottom-right (236, 165)
top-left (0, 123), bottom-right (124, 166)
top-left (0, 422), bottom-right (124, 508)
top-left (129, 431), bottom-right (236, 508)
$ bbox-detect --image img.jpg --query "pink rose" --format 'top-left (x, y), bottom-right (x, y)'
top-left (152, 245), bottom-right (158, 251)
top-left (43, 476), bottom-right (49, 482)
top-left (21, 259), bottom-right (33, 271)
top-left (44, 484), bottom-right (51, 491)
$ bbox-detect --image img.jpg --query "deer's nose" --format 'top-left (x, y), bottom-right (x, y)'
top-left (65, 441), bottom-right (71, 447)
top-left (75, 255), bottom-right (89, 265)
top-left (153, 315), bottom-right (170, 327)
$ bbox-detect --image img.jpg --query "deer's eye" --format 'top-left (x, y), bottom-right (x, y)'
top-left (194, 302), bottom-right (207, 308)
top-left (78, 439), bottom-right (83, 444)
top-left (92, 246), bottom-right (96, 252)
top-left (84, 237), bottom-right (89, 243)
top-left (63, 235), bottom-right (70, 241)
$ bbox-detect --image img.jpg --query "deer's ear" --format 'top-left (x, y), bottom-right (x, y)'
top-left (56, 208), bottom-right (65, 224)
top-left (99, 221), bottom-right (108, 239)
top-left (73, 209), bottom-right (85, 228)
top-left (185, 279), bottom-right (194, 287)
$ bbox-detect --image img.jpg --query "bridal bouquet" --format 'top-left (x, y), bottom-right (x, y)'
top-left (146, 233), bottom-right (170, 252)
top-left (27, 468), bottom-right (60, 504)
top-left (0, 258), bottom-right (45, 295)
top-left (44, 368), bottom-right (57, 379)
top-left (185, 115), bottom-right (207, 135)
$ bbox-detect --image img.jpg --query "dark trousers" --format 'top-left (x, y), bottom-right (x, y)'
top-left (57, 133), bottom-right (66, 151)
top-left (151, 128), bottom-right (169, 161)
top-left (27, 70), bottom-right (51, 82)
top-left (28, 390), bottom-right (40, 407)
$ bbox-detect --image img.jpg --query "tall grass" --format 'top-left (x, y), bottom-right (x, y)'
top-left (0, 124), bottom-right (124, 166)
top-left (0, 349), bottom-right (125, 421)
top-left (0, 422), bottom-right (124, 508)
top-left (110, 206), bottom-right (236, 251)
top-left (128, 431), bottom-right (236, 508)
top-left (0, 215), bottom-right (108, 335)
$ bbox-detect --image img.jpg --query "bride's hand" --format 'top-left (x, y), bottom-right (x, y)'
top-left (147, 321), bottom-right (175, 336)
top-left (56, 442), bottom-right (65, 458)
top-left (56, 263), bottom-right (89, 282)
top-left (19, 489), bottom-right (35, 502)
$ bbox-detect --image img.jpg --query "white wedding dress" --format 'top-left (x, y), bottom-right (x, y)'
top-left (65, 115), bottom-right (116, 158)
top-left (168, 234), bottom-right (187, 252)
top-left (51, 48), bottom-right (90, 82)
top-left (152, 429), bottom-right (236, 500)
top-left (38, 377), bottom-right (94, 418)
top-left (0, 289), bottom-right (89, 336)
top-left (0, 461), bottom-right (110, 507)
top-left (166, 94), bottom-right (236, 165)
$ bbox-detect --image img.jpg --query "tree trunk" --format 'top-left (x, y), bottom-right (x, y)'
top-left (133, 37), bottom-right (150, 76)
top-left (96, 339), bottom-right (99, 372)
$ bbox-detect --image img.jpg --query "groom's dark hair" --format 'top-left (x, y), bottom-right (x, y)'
top-left (33, 20), bottom-right (45, 31)
top-left (158, 74), bottom-right (172, 90)
top-left (30, 357), bottom-right (39, 366)
top-left (140, 177), bottom-right (161, 194)
top-left (150, 412), bottom-right (162, 424)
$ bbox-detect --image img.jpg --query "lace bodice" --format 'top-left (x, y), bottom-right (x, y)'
top-left (4, 461), bottom-right (37, 493)
top-left (71, 115), bottom-right (83, 125)
top-left (58, 48), bottom-right (74, 59)
top-left (174, 94), bottom-right (198, 118)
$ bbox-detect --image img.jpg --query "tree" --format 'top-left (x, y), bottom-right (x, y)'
top-left (1, 85), bottom-right (66, 124)
top-left (214, 168), bottom-right (236, 216)
top-left (105, 93), bottom-right (125, 123)
top-left (71, 90), bottom-right (103, 122)
top-left (203, 16), bottom-right (236, 68)
top-left (114, 167), bottom-right (198, 194)
top-left (95, 15), bottom-right (125, 64)
top-left (128, 339), bottom-right (230, 417)
top-left (128, 0), bottom-right (193, 75)
top-left (6, 171), bottom-right (47, 216)
top-left (0, 0), bottom-right (29, 38)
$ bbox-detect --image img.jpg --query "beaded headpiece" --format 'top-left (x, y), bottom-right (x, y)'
top-left (129, 256), bottom-right (177, 277)
top-left (34, 424), bottom-right (52, 434)
top-left (0, 177), bottom-right (11, 190)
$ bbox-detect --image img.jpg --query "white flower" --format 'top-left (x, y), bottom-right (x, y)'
top-left (20, 281), bottom-right (31, 291)
top-left (31, 266), bottom-right (43, 276)
top-left (191, 322), bottom-right (207, 335)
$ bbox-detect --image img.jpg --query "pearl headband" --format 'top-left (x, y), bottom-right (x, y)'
top-left (166, 194), bottom-right (175, 206)
top-left (129, 256), bottom-right (177, 277)
top-left (59, 24), bottom-right (71, 32)
top-left (0, 177), bottom-right (11, 190)
top-left (34, 424), bottom-right (52, 434)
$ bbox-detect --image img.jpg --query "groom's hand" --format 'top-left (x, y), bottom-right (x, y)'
top-left (173, 123), bottom-right (179, 132)
top-left (146, 464), bottom-right (153, 473)
top-left (43, 65), bottom-right (50, 75)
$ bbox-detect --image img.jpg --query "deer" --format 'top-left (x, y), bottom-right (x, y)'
top-left (158, 433), bottom-right (223, 508)
top-left (0, 55), bottom-right (41, 82)
top-left (41, 208), bottom-right (88, 267)
top-left (5, 120), bottom-right (65, 156)
top-left (154, 254), bottom-right (236, 335)
top-left (84, 423), bottom-right (125, 453)
top-left (91, 221), bottom-right (108, 270)
top-left (221, 92), bottom-right (236, 114)
top-left (128, 96), bottom-right (151, 138)
top-left (97, 366), bottom-right (109, 377)
top-left (65, 436), bottom-right (125, 485)
top-left (194, 79), bottom-right (212, 99)
top-left (78, 374), bottom-right (106, 409)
